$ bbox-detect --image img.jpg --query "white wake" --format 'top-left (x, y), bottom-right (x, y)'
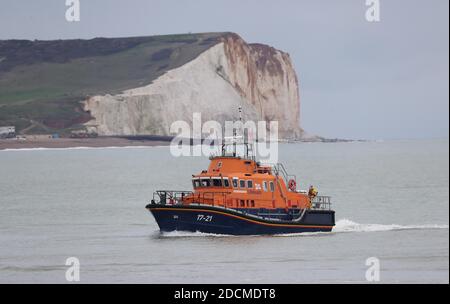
top-left (333, 219), bottom-right (449, 233)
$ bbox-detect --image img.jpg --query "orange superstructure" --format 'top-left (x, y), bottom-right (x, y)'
top-left (181, 156), bottom-right (311, 210)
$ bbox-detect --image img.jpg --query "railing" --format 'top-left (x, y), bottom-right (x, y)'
top-left (151, 191), bottom-right (332, 211)
top-left (273, 163), bottom-right (296, 186)
top-left (152, 190), bottom-right (193, 205)
top-left (311, 195), bottom-right (332, 210)
top-left (151, 190), bottom-right (231, 207)
top-left (188, 191), bottom-right (230, 207)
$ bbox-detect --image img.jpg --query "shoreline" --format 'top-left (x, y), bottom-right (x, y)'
top-left (0, 136), bottom-right (375, 151)
top-left (0, 137), bottom-right (171, 150)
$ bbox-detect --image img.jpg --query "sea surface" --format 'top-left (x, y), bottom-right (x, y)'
top-left (0, 140), bottom-right (448, 283)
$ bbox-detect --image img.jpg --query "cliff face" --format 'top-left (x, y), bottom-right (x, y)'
top-left (219, 34), bottom-right (301, 138)
top-left (83, 33), bottom-right (302, 139)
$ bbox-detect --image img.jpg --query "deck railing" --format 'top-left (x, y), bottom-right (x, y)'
top-left (273, 163), bottom-right (296, 187)
top-left (152, 190), bottom-right (230, 207)
top-left (151, 190), bottom-right (333, 211)
top-left (152, 190), bottom-right (193, 205)
top-left (195, 191), bottom-right (230, 206)
top-left (311, 195), bottom-right (332, 210)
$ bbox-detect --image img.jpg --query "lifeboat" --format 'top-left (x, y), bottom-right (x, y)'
top-left (145, 128), bottom-right (335, 235)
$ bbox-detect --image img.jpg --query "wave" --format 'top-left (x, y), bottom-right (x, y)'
top-left (0, 265), bottom-right (64, 272)
top-left (333, 219), bottom-right (449, 233)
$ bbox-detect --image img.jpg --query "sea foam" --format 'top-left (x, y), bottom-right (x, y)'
top-left (333, 218), bottom-right (449, 233)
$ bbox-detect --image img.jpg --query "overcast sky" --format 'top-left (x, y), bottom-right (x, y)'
top-left (0, 0), bottom-right (448, 140)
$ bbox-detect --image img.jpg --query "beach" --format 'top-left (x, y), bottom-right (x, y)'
top-left (0, 137), bottom-right (170, 150)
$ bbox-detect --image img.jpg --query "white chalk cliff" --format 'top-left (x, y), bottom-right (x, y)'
top-left (83, 33), bottom-right (302, 139)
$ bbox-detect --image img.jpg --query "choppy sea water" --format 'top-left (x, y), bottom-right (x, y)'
top-left (0, 140), bottom-right (448, 283)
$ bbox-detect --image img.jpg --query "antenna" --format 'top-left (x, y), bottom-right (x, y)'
top-left (239, 106), bottom-right (252, 158)
top-left (221, 106), bottom-right (254, 160)
top-left (233, 107), bottom-right (242, 157)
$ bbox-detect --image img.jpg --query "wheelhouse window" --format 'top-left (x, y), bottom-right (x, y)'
top-left (240, 200), bottom-right (245, 207)
top-left (239, 180), bottom-right (246, 188)
top-left (269, 181), bottom-right (275, 192)
top-left (232, 178), bottom-right (238, 188)
top-left (201, 179), bottom-right (211, 187)
top-left (192, 179), bottom-right (200, 188)
top-left (247, 180), bottom-right (253, 189)
top-left (223, 178), bottom-right (230, 187)
top-left (212, 178), bottom-right (222, 187)
top-left (263, 181), bottom-right (268, 192)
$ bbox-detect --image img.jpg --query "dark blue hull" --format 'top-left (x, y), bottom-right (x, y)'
top-left (146, 204), bottom-right (335, 235)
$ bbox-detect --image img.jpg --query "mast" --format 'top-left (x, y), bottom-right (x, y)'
top-left (220, 106), bottom-right (254, 160)
top-left (237, 106), bottom-right (242, 157)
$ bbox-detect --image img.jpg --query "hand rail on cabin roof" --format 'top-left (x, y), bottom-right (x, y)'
top-left (273, 163), bottom-right (296, 188)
